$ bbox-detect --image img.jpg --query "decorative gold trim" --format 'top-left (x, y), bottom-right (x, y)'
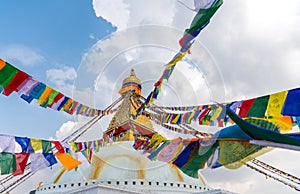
top-left (53, 167), bottom-right (67, 184)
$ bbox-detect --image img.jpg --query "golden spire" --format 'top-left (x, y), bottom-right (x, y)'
top-left (105, 69), bottom-right (155, 141)
top-left (119, 69), bottom-right (142, 96)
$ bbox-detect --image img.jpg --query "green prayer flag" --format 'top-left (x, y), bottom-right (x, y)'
top-left (0, 152), bottom-right (16, 175)
top-left (0, 62), bottom-right (18, 89)
top-left (180, 141), bottom-right (218, 178)
top-left (185, 0), bottom-right (223, 35)
top-left (247, 96), bottom-right (270, 118)
top-left (47, 90), bottom-right (59, 105)
top-left (42, 140), bottom-right (52, 153)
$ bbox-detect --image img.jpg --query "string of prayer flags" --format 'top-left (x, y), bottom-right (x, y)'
top-left (0, 133), bottom-right (110, 175)
top-left (157, 105), bottom-right (227, 127)
top-left (0, 134), bottom-right (108, 155)
top-left (134, 106), bottom-right (300, 178)
top-left (179, 0), bottom-right (223, 52)
top-left (152, 86), bottom-right (300, 129)
top-left (137, 51), bottom-right (188, 114)
top-left (137, 0), bottom-right (223, 114)
top-left (0, 58), bottom-right (116, 117)
top-left (251, 159), bottom-right (300, 185)
top-left (246, 163), bottom-right (300, 192)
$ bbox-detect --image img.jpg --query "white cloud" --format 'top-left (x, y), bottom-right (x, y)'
top-left (93, 0), bottom-right (129, 29)
top-left (0, 44), bottom-right (44, 66)
top-left (92, 0), bottom-right (176, 30)
top-left (46, 66), bottom-right (77, 85)
top-left (55, 120), bottom-right (76, 140)
top-left (46, 66), bottom-right (77, 96)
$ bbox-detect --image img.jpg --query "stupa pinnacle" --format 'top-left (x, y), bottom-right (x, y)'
top-left (105, 69), bottom-right (155, 142)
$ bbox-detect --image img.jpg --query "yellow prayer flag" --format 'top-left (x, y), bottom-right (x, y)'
top-left (265, 91), bottom-right (288, 117)
top-left (149, 133), bottom-right (166, 149)
top-left (210, 106), bottom-right (222, 121)
top-left (149, 92), bottom-right (154, 104)
top-left (55, 153), bottom-right (82, 171)
top-left (62, 99), bottom-right (73, 111)
top-left (70, 142), bottom-right (77, 152)
top-left (187, 112), bottom-right (195, 123)
top-left (171, 114), bottom-right (180, 124)
top-left (37, 86), bottom-right (53, 105)
top-left (30, 139), bottom-right (42, 152)
top-left (165, 52), bottom-right (186, 69)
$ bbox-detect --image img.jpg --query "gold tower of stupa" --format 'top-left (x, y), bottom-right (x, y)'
top-left (104, 69), bottom-right (155, 142)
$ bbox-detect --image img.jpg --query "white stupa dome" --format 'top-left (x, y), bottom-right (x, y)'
top-left (37, 141), bottom-right (213, 194)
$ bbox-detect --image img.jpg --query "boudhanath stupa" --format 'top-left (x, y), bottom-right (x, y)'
top-left (34, 69), bottom-right (234, 194)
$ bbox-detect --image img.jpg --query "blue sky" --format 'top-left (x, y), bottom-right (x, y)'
top-left (0, 1), bottom-right (115, 139)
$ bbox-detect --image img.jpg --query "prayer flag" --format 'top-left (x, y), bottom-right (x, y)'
top-left (0, 134), bottom-right (15, 153)
top-left (157, 138), bottom-right (183, 162)
top-left (179, 140), bottom-right (218, 178)
top-left (173, 140), bottom-right (198, 168)
top-left (0, 62), bottom-right (18, 89)
top-left (180, 0), bottom-right (223, 48)
top-left (17, 77), bottom-right (39, 96)
top-left (55, 153), bottom-right (82, 171)
top-left (266, 91), bottom-right (288, 117)
top-left (29, 82), bottom-right (46, 99)
top-left (282, 88), bottom-right (300, 116)
top-left (37, 86), bottom-right (53, 105)
top-left (13, 153), bottom-right (30, 176)
top-left (0, 152), bottom-right (16, 175)
top-left (47, 90), bottom-right (59, 106)
top-left (51, 141), bottom-right (65, 153)
top-left (2, 70), bottom-right (29, 96)
top-left (238, 99), bottom-right (255, 117)
top-left (42, 140), bottom-right (52, 153)
top-left (43, 153), bottom-right (57, 167)
top-left (15, 137), bottom-right (30, 153)
top-left (30, 153), bottom-right (50, 172)
top-left (29, 139), bottom-right (42, 153)
top-left (247, 96), bottom-right (270, 118)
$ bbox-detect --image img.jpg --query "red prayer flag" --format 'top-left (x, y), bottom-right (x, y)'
top-left (13, 153), bottom-right (30, 176)
top-left (2, 70), bottom-right (30, 96)
top-left (198, 107), bottom-right (210, 124)
top-left (51, 141), bottom-right (65, 153)
top-left (238, 99), bottom-right (256, 118)
top-left (48, 92), bottom-right (64, 107)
